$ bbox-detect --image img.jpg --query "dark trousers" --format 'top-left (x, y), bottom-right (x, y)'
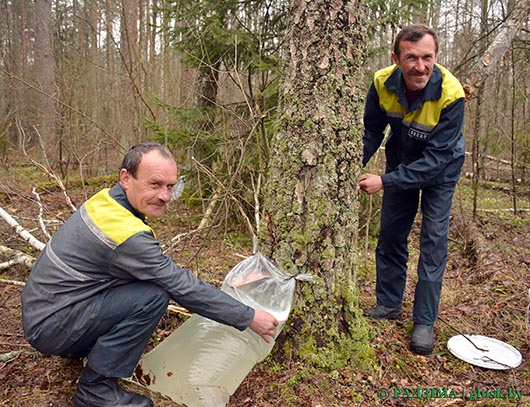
top-left (32, 282), bottom-right (169, 378)
top-left (375, 182), bottom-right (456, 325)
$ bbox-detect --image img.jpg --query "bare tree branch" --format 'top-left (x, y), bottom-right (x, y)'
top-left (191, 157), bottom-right (254, 237)
top-left (18, 124), bottom-right (77, 213)
top-left (32, 188), bottom-right (52, 241)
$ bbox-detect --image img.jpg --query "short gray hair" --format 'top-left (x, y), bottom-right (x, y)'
top-left (120, 142), bottom-right (174, 178)
top-left (393, 24), bottom-right (439, 57)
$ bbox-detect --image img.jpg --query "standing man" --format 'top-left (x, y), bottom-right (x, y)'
top-left (21, 142), bottom-right (278, 406)
top-left (360, 24), bottom-right (465, 355)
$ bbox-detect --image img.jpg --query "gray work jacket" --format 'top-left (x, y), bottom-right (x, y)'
top-left (21, 184), bottom-right (254, 344)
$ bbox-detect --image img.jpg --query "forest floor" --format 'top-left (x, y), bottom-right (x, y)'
top-left (1, 168), bottom-right (529, 407)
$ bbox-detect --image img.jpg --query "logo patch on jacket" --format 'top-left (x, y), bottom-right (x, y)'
top-left (408, 127), bottom-right (429, 140)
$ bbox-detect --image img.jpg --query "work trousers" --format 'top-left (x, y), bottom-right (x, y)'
top-left (375, 182), bottom-right (456, 325)
top-left (29, 282), bottom-right (169, 378)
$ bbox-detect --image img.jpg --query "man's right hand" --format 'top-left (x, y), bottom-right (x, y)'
top-left (360, 173), bottom-right (383, 195)
top-left (249, 310), bottom-right (279, 343)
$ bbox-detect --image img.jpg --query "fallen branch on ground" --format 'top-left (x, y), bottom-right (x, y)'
top-left (167, 304), bottom-right (191, 316)
top-left (0, 260), bottom-right (17, 270)
top-left (477, 208), bottom-right (530, 213)
top-left (0, 209), bottom-right (45, 251)
top-left (32, 188), bottom-right (52, 240)
top-left (0, 350), bottom-right (29, 363)
top-left (0, 278), bottom-right (26, 287)
top-left (0, 245), bottom-right (38, 269)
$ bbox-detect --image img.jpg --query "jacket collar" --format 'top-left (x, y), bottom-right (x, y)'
top-left (109, 183), bottom-right (147, 223)
top-left (384, 64), bottom-right (442, 111)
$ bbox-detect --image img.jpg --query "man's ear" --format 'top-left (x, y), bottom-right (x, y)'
top-left (391, 51), bottom-right (399, 65)
top-left (119, 168), bottom-right (130, 190)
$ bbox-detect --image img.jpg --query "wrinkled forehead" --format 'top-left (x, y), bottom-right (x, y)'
top-left (137, 150), bottom-right (177, 179)
top-left (398, 35), bottom-right (437, 56)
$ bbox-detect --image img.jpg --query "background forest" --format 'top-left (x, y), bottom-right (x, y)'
top-left (1, 0), bottom-right (530, 406)
top-left (1, 0), bottom-right (529, 207)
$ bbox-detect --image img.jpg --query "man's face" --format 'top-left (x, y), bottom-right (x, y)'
top-left (119, 150), bottom-right (177, 218)
top-left (391, 34), bottom-right (438, 92)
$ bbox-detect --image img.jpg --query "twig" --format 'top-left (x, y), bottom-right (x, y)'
top-left (252, 173), bottom-right (261, 235)
top-left (0, 278), bottom-right (26, 287)
top-left (32, 187), bottom-right (52, 240)
top-left (0, 342), bottom-right (31, 347)
top-left (167, 304), bottom-right (192, 316)
top-left (251, 173), bottom-right (261, 253)
top-left (26, 156), bottom-right (77, 213)
top-left (169, 227), bottom-right (205, 245)
top-left (438, 316), bottom-right (488, 352)
top-left (192, 157), bottom-right (255, 237)
top-left (19, 122), bottom-right (77, 213)
top-left (198, 189), bottom-right (221, 231)
top-left (476, 355), bottom-right (515, 370)
top-left (0, 332), bottom-right (24, 338)
top-left (477, 208), bottom-right (530, 213)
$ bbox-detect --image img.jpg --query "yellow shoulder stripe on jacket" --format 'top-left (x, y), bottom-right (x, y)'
top-left (438, 64), bottom-right (465, 107)
top-left (373, 64), bottom-right (464, 129)
top-left (84, 189), bottom-right (154, 245)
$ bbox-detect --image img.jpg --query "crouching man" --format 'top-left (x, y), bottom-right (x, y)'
top-left (22, 142), bottom-right (278, 406)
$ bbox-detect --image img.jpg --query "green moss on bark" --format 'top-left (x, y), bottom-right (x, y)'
top-left (259, 0), bottom-right (374, 372)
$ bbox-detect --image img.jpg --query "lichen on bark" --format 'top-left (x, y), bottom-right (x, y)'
top-left (260, 0), bottom-right (375, 370)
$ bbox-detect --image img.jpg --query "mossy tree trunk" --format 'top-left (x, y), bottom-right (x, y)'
top-left (259, 0), bottom-right (374, 370)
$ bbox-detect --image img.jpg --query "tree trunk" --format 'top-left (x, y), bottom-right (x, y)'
top-left (462, 1), bottom-right (530, 100)
top-left (119, 0), bottom-right (140, 145)
top-left (470, 93), bottom-right (482, 219)
top-left (34, 0), bottom-right (58, 163)
top-left (260, 0), bottom-right (373, 370)
top-left (197, 63), bottom-right (220, 110)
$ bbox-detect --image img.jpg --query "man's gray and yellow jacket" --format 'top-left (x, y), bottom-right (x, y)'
top-left (363, 63), bottom-right (465, 189)
top-left (22, 184), bottom-right (254, 343)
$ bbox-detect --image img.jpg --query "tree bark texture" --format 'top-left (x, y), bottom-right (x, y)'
top-left (260, 0), bottom-right (374, 370)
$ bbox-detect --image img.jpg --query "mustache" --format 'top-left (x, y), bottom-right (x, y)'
top-left (410, 69), bottom-right (429, 76)
top-left (151, 200), bottom-right (167, 206)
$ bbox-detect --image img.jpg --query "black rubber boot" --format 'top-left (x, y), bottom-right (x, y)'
top-left (410, 324), bottom-right (435, 355)
top-left (365, 305), bottom-right (402, 320)
top-left (73, 365), bottom-right (153, 407)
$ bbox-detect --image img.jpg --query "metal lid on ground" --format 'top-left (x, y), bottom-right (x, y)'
top-left (447, 334), bottom-right (522, 370)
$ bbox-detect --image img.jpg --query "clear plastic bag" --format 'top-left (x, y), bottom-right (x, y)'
top-left (132, 252), bottom-right (298, 407)
top-left (221, 252), bottom-right (296, 324)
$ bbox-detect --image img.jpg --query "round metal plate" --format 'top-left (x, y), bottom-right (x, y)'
top-left (447, 335), bottom-right (522, 370)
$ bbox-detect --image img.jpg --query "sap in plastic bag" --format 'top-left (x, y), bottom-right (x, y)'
top-left (131, 252), bottom-right (297, 407)
top-left (221, 252), bottom-right (296, 324)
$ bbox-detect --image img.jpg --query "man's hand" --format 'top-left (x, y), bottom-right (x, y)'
top-left (360, 173), bottom-right (383, 195)
top-left (249, 309), bottom-right (279, 343)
